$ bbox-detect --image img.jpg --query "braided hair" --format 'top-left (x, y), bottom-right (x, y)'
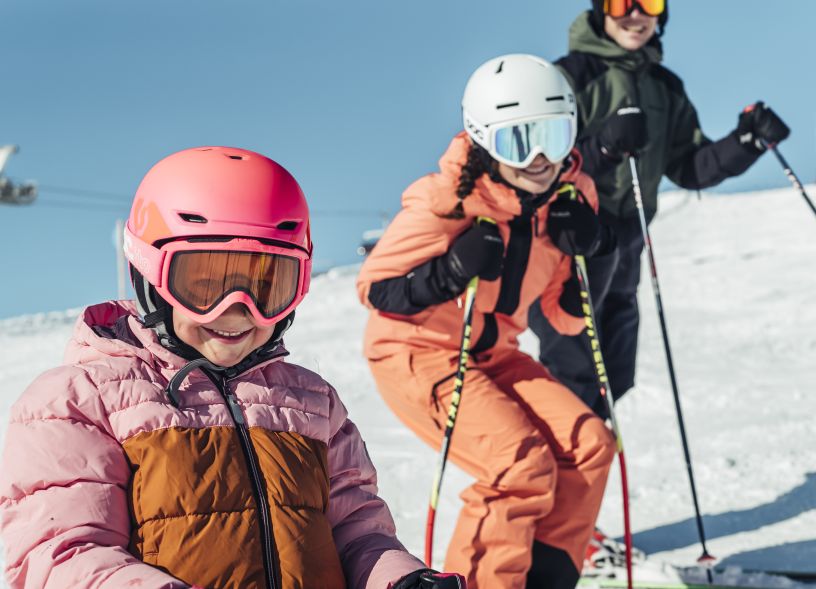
top-left (442, 143), bottom-right (494, 219)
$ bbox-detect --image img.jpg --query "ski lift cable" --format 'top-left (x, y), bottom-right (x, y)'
top-left (30, 199), bottom-right (127, 213)
top-left (36, 183), bottom-right (391, 218)
top-left (37, 184), bottom-right (131, 202)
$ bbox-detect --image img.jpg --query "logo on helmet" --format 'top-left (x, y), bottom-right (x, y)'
top-left (123, 230), bottom-right (153, 277)
top-left (130, 197), bottom-right (173, 246)
top-left (464, 116), bottom-right (485, 141)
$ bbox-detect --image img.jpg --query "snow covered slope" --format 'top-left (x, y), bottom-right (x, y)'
top-left (1, 187), bottom-right (814, 587)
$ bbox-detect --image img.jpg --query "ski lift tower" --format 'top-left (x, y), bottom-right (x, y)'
top-left (0, 145), bottom-right (38, 205)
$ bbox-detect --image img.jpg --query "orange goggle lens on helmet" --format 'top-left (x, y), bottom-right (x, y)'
top-left (603, 0), bottom-right (665, 18)
top-left (168, 250), bottom-right (301, 320)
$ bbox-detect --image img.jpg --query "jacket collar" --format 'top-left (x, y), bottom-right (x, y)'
top-left (64, 300), bottom-right (287, 377)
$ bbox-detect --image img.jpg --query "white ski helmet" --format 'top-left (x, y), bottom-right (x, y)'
top-left (462, 54), bottom-right (578, 168)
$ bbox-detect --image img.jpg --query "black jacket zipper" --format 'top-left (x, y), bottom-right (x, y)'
top-left (214, 372), bottom-right (281, 589)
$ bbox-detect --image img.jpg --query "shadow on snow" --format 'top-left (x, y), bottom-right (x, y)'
top-left (717, 539), bottom-right (816, 574)
top-left (629, 472), bottom-right (816, 562)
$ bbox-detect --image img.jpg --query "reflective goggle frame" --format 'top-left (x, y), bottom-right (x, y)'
top-left (124, 226), bottom-right (312, 326)
top-left (603, 0), bottom-right (666, 18)
top-left (486, 115), bottom-right (576, 169)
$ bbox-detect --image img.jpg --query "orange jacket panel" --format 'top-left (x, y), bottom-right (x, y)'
top-left (357, 133), bottom-right (598, 360)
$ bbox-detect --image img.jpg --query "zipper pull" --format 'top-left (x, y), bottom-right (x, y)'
top-left (223, 379), bottom-right (246, 425)
top-left (226, 393), bottom-right (246, 426)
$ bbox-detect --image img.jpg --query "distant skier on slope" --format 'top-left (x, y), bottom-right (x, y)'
top-left (527, 0), bottom-right (791, 573)
top-left (0, 147), bottom-right (464, 589)
top-left (357, 54), bottom-right (617, 589)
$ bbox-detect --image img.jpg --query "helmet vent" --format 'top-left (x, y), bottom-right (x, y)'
top-left (227, 154), bottom-right (246, 160)
top-left (276, 221), bottom-right (299, 231)
top-left (178, 212), bottom-right (208, 224)
top-left (495, 61), bottom-right (504, 73)
top-left (496, 102), bottom-right (519, 109)
top-left (546, 95), bottom-right (565, 102)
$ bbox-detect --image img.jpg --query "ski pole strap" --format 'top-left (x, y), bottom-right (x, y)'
top-left (556, 183), bottom-right (577, 200)
top-left (554, 182), bottom-right (589, 205)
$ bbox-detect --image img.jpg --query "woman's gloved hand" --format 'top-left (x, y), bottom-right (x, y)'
top-left (547, 191), bottom-right (614, 257)
top-left (446, 220), bottom-right (504, 283)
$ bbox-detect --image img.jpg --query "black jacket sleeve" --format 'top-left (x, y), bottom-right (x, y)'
top-left (665, 130), bottom-right (762, 190)
top-left (366, 254), bottom-right (467, 316)
top-left (660, 65), bottom-right (763, 190)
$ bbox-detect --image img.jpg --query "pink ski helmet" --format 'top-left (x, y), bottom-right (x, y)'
top-left (124, 146), bottom-right (312, 329)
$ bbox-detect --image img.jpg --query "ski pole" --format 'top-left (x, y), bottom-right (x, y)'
top-left (573, 254), bottom-right (634, 589)
top-left (763, 142), bottom-right (816, 219)
top-left (425, 216), bottom-right (494, 567)
top-left (628, 156), bottom-right (715, 578)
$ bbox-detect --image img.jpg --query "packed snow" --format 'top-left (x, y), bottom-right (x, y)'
top-left (1, 187), bottom-right (814, 588)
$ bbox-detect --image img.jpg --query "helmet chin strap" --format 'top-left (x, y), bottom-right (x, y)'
top-left (132, 267), bottom-right (193, 356)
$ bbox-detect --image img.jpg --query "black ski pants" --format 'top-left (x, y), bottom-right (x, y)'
top-left (529, 213), bottom-right (645, 418)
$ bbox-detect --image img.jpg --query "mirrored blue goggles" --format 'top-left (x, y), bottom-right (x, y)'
top-left (491, 116), bottom-right (575, 168)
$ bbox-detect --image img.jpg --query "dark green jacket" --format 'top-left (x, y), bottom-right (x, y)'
top-left (556, 13), bottom-right (761, 220)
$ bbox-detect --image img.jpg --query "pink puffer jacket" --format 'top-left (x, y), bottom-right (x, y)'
top-left (0, 301), bottom-right (424, 588)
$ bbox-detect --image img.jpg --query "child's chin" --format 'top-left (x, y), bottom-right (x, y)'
top-left (201, 347), bottom-right (249, 368)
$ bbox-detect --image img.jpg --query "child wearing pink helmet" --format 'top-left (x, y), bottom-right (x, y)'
top-left (0, 146), bottom-right (464, 589)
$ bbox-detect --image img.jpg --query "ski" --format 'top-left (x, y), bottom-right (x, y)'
top-left (579, 565), bottom-right (814, 589)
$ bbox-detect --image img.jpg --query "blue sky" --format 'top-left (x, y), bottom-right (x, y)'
top-left (1, 0), bottom-right (814, 319)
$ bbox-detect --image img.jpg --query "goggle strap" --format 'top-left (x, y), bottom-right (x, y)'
top-left (123, 226), bottom-right (165, 286)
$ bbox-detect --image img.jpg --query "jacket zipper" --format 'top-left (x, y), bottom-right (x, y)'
top-left (216, 373), bottom-right (280, 589)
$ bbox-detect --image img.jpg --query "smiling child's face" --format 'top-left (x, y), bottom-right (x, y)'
top-left (497, 153), bottom-right (561, 195)
top-left (172, 303), bottom-right (276, 367)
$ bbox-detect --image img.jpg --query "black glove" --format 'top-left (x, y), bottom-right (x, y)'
top-left (598, 106), bottom-right (648, 160)
top-left (547, 191), bottom-right (600, 257)
top-left (446, 220), bottom-right (504, 283)
top-left (391, 569), bottom-right (466, 589)
top-left (737, 101), bottom-right (790, 152)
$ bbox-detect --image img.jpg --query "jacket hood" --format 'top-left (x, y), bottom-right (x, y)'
top-left (569, 12), bottom-right (662, 71)
top-left (63, 300), bottom-right (189, 371)
top-left (419, 132), bottom-right (583, 221)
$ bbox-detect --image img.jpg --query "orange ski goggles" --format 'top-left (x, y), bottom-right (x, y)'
top-left (603, 0), bottom-right (665, 18)
top-left (124, 227), bottom-right (311, 326)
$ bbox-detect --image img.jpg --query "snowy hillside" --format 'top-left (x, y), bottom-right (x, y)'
top-left (1, 187), bottom-right (814, 587)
